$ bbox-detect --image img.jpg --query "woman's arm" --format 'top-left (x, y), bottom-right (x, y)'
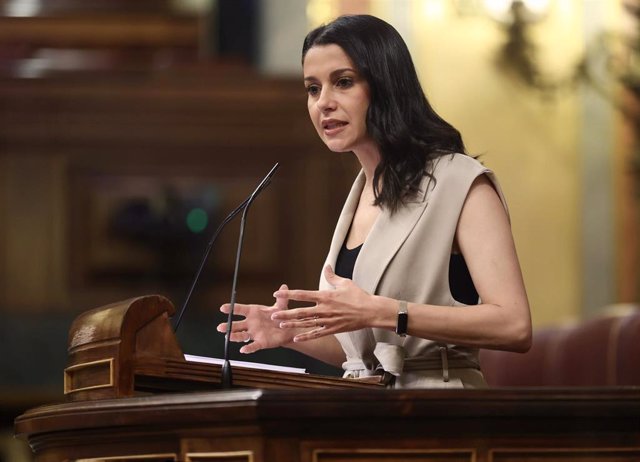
top-left (286, 335), bottom-right (346, 367)
top-left (273, 174), bottom-right (532, 353)
top-left (373, 174), bottom-right (531, 351)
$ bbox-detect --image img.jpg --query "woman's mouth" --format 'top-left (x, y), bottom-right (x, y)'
top-left (322, 119), bottom-right (348, 135)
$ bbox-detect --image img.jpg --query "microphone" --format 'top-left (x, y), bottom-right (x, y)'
top-left (222, 162), bottom-right (279, 388)
top-left (173, 163), bottom-right (280, 332)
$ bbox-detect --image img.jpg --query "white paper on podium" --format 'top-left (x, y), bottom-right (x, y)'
top-left (184, 354), bottom-right (306, 374)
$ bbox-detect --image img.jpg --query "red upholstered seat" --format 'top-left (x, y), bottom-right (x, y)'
top-left (480, 309), bottom-right (640, 387)
top-left (616, 311), bottom-right (640, 385)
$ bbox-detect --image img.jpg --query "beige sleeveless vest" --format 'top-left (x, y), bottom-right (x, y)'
top-left (319, 154), bottom-right (509, 388)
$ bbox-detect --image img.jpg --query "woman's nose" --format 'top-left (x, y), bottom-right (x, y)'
top-left (317, 88), bottom-right (337, 112)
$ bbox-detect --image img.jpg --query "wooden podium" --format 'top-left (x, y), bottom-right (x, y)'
top-left (14, 296), bottom-right (640, 461)
top-left (60, 295), bottom-right (378, 402)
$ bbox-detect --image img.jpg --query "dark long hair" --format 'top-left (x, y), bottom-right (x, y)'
top-left (302, 15), bottom-right (466, 212)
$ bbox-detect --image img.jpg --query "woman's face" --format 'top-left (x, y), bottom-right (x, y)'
top-left (303, 44), bottom-right (373, 154)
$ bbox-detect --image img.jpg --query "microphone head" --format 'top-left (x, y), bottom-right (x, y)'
top-left (250, 162), bottom-right (280, 200)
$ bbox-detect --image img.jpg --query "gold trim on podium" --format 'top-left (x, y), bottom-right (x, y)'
top-left (488, 447), bottom-right (640, 461)
top-left (312, 448), bottom-right (477, 462)
top-left (74, 454), bottom-right (177, 461)
top-left (64, 357), bottom-right (115, 395)
top-left (185, 450), bottom-right (254, 461)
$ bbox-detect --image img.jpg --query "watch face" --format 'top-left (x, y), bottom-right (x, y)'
top-left (396, 304), bottom-right (408, 336)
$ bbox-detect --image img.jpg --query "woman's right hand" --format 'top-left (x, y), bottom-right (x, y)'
top-left (217, 284), bottom-right (294, 354)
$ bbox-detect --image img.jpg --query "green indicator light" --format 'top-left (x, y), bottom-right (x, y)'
top-left (186, 208), bottom-right (208, 233)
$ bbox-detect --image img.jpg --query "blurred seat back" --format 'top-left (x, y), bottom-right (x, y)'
top-left (480, 309), bottom-right (640, 387)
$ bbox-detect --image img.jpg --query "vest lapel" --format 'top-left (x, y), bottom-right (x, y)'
top-left (352, 178), bottom-right (431, 296)
top-left (319, 171), bottom-right (365, 289)
top-left (332, 172), bottom-right (432, 373)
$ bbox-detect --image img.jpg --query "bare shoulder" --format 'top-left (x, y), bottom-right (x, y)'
top-left (462, 174), bottom-right (508, 221)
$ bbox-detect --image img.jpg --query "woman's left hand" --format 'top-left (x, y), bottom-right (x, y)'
top-left (271, 265), bottom-right (377, 342)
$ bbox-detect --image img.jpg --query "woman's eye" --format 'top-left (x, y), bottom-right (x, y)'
top-left (336, 77), bottom-right (353, 88)
top-left (306, 85), bottom-right (320, 96)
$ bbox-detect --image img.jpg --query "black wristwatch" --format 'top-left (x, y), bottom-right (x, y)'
top-left (395, 300), bottom-right (408, 337)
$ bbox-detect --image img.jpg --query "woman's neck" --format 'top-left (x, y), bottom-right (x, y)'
top-left (353, 143), bottom-right (381, 190)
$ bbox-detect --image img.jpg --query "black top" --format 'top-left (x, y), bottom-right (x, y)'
top-left (334, 243), bottom-right (479, 305)
top-left (334, 242), bottom-right (362, 281)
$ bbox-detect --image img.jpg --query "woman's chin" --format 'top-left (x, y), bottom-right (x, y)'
top-left (323, 141), bottom-right (352, 153)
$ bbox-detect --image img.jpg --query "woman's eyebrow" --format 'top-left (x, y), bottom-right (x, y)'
top-left (329, 68), bottom-right (356, 77)
top-left (304, 68), bottom-right (356, 82)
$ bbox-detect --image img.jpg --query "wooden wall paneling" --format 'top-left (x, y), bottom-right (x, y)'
top-left (0, 0), bottom-right (191, 16)
top-left (295, 152), bottom-right (354, 288)
top-left (67, 159), bottom-right (286, 292)
top-left (3, 156), bottom-right (46, 308)
top-left (0, 154), bottom-right (6, 306)
top-left (0, 78), bottom-right (317, 154)
top-left (0, 70), bottom-right (357, 314)
top-left (0, 16), bottom-right (200, 48)
top-left (2, 154), bottom-right (68, 310)
top-left (76, 170), bottom-right (256, 274)
top-left (613, 100), bottom-right (640, 302)
top-left (0, 5), bottom-right (203, 75)
top-left (50, 154), bottom-right (69, 309)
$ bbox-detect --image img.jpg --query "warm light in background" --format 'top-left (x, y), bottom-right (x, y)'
top-left (420, 0), bottom-right (447, 21)
top-left (170, 0), bottom-right (213, 14)
top-left (3, 0), bottom-right (42, 17)
top-left (307, 0), bottom-right (338, 28)
top-left (483, 0), bottom-right (551, 22)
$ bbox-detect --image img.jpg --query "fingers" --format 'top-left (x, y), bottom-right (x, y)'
top-left (240, 341), bottom-right (263, 354)
top-left (274, 283), bottom-right (289, 310)
top-left (273, 275), bottom-right (343, 304)
top-left (228, 331), bottom-right (252, 343)
top-left (278, 316), bottom-right (325, 329)
top-left (216, 319), bottom-right (247, 334)
top-left (273, 288), bottom-right (321, 303)
top-left (260, 305), bottom-right (280, 314)
top-left (217, 284), bottom-right (294, 356)
top-left (220, 303), bottom-right (251, 316)
top-left (323, 264), bottom-right (346, 286)
top-left (271, 306), bottom-right (321, 322)
top-left (292, 326), bottom-right (331, 343)
top-left (217, 320), bottom-right (254, 346)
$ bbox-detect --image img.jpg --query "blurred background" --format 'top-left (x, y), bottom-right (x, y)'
top-left (1, 0), bottom-right (638, 458)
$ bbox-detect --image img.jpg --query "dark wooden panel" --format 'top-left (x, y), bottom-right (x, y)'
top-left (311, 449), bottom-right (475, 462)
top-left (186, 453), bottom-right (253, 462)
top-left (490, 448), bottom-right (640, 462)
top-left (0, 68), bottom-right (359, 312)
top-left (0, 16), bottom-right (199, 47)
top-left (14, 388), bottom-right (640, 461)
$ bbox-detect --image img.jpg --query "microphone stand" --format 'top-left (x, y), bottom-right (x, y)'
top-left (222, 163), bottom-right (279, 389)
top-left (173, 163), bottom-right (279, 333)
top-left (173, 197), bottom-right (250, 332)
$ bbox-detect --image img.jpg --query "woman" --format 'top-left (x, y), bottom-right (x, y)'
top-left (218, 14), bottom-right (531, 388)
